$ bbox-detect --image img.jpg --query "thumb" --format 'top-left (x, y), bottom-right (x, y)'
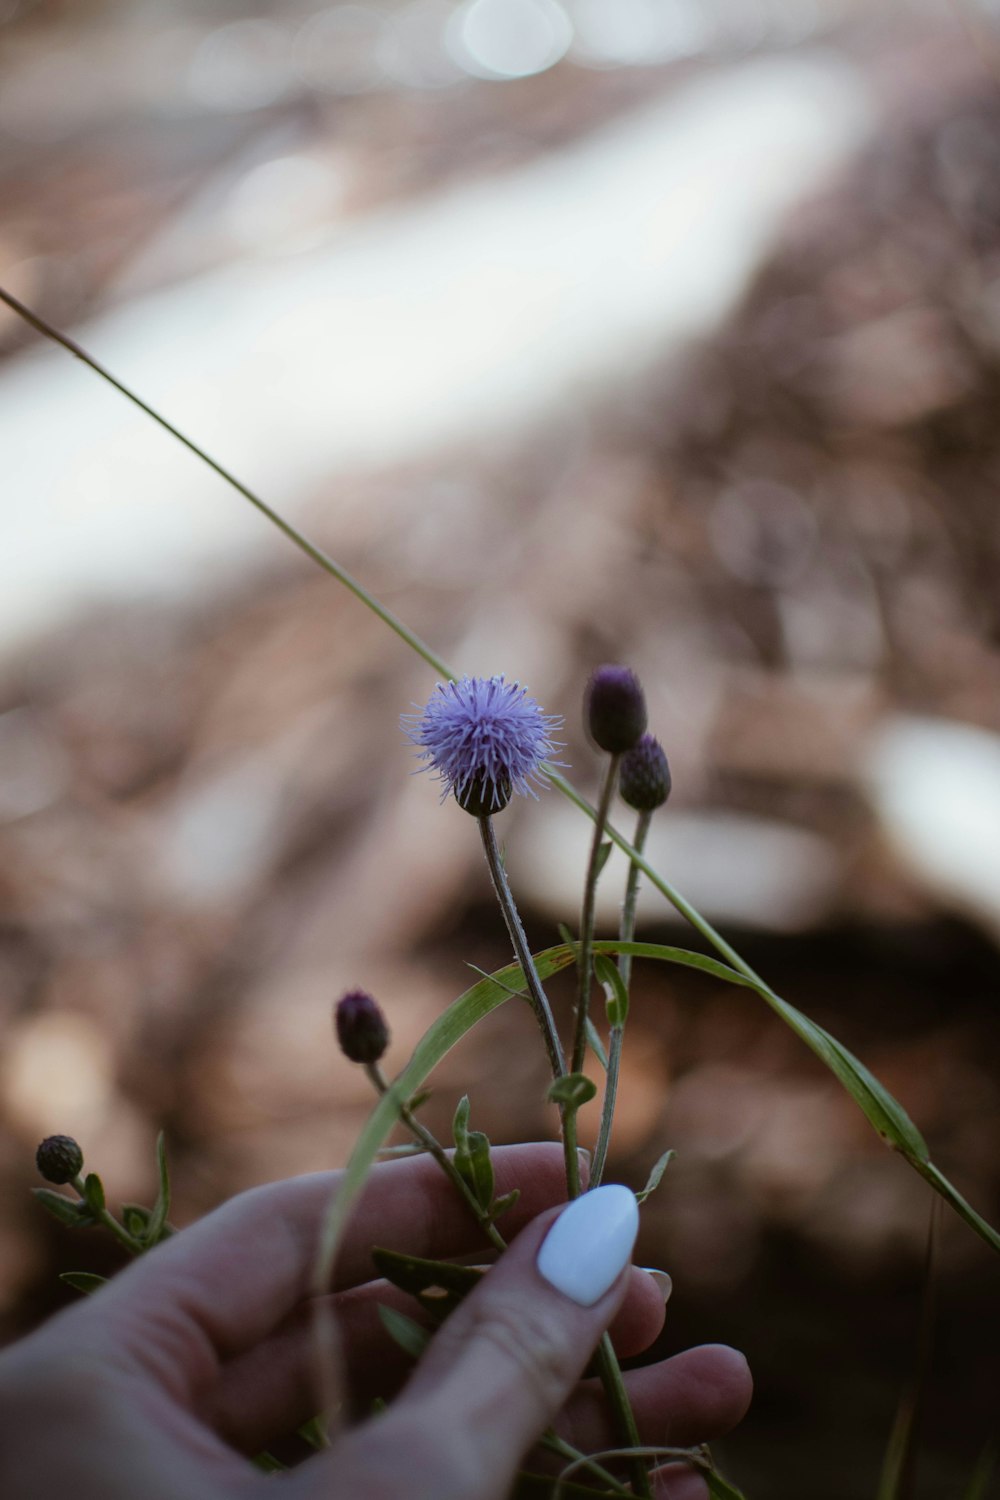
top-left (301, 1185), bottom-right (640, 1500)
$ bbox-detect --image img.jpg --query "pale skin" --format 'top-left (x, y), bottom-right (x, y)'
top-left (0, 1144), bottom-right (751, 1500)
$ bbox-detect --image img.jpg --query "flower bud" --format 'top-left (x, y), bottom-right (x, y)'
top-left (455, 771), bottom-right (512, 817)
top-left (35, 1135), bottom-right (84, 1185)
top-left (585, 666), bottom-right (647, 754)
top-left (335, 989), bottom-right (390, 1064)
top-left (620, 734), bottom-right (672, 812)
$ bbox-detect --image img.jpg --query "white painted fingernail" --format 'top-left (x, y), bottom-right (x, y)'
top-left (536, 1184), bottom-right (639, 1306)
top-left (642, 1268), bottom-right (673, 1304)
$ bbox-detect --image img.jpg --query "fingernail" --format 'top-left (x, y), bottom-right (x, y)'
top-left (642, 1267), bottom-right (673, 1303)
top-left (536, 1184), bottom-right (639, 1306)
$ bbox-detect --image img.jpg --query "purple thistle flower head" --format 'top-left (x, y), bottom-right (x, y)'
top-left (402, 675), bottom-right (564, 816)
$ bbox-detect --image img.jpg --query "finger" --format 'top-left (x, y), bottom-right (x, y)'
top-left (559, 1344), bottom-right (752, 1456)
top-left (208, 1264), bottom-right (666, 1451)
top-left (652, 1462), bottom-right (711, 1499)
top-left (68, 1143), bottom-right (574, 1379)
top-left (289, 1186), bottom-right (641, 1500)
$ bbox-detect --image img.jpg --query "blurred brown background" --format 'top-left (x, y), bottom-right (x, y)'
top-left (2, 1), bottom-right (1000, 1495)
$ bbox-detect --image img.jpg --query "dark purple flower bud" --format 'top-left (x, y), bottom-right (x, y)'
top-left (620, 734), bottom-right (672, 812)
top-left (36, 1135), bottom-right (84, 1185)
top-left (455, 770), bottom-right (513, 817)
top-left (585, 666), bottom-right (647, 753)
top-left (335, 989), bottom-right (390, 1064)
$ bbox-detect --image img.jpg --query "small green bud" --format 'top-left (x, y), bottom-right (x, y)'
top-left (35, 1135), bottom-right (84, 1185)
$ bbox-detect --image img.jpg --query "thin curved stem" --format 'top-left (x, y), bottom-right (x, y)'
top-left (0, 286), bottom-right (453, 682)
top-left (570, 754), bottom-right (620, 1076)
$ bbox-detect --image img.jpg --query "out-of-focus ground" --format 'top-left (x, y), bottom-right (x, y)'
top-left (2, 2), bottom-right (1000, 1496)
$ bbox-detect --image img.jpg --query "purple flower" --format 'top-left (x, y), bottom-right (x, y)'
top-left (403, 675), bottom-right (563, 815)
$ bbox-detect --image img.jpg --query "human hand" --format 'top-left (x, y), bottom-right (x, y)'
top-left (0, 1144), bottom-right (750, 1500)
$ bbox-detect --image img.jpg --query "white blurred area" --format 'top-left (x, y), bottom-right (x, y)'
top-left (0, 0), bottom-right (874, 657)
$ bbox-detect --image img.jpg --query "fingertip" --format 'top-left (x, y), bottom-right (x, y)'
top-left (607, 1266), bottom-right (668, 1357)
top-left (693, 1343), bottom-right (754, 1426)
top-left (652, 1461), bottom-right (710, 1500)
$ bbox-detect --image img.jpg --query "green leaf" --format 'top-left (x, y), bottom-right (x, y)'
top-left (145, 1132), bottom-right (172, 1247)
top-left (452, 1095), bottom-right (471, 1154)
top-left (489, 1187), bottom-right (520, 1223)
top-left (377, 1303), bottom-right (430, 1361)
top-left (584, 1016), bottom-right (609, 1070)
top-left (33, 1188), bottom-right (95, 1229)
top-left (464, 1131), bottom-right (496, 1210)
top-left (296, 1415), bottom-right (330, 1452)
top-left (59, 1271), bottom-right (107, 1296)
top-left (548, 1073), bottom-right (598, 1109)
top-left (82, 1173), bottom-right (105, 1214)
top-left (251, 1450), bottom-right (287, 1473)
top-left (406, 1088), bottom-right (432, 1114)
top-left (586, 938), bottom-right (1000, 1259)
top-left (544, 780), bottom-right (1000, 1255)
top-left (121, 1203), bottom-right (152, 1239)
top-left (594, 952), bottom-right (629, 1029)
top-left (451, 1098), bottom-right (494, 1209)
top-left (636, 1149), bottom-right (675, 1204)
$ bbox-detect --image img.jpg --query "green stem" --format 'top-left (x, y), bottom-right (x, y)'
top-left (476, 815), bottom-right (583, 1196)
top-left (546, 769), bottom-right (768, 989)
top-left (540, 1432), bottom-right (635, 1497)
top-left (595, 1335), bottom-right (653, 1499)
top-left (591, 809), bottom-right (651, 1188)
top-left (477, 816), bottom-right (566, 1082)
top-left (366, 1063), bottom-right (506, 1253)
top-left (71, 1176), bottom-right (144, 1256)
top-left (589, 1028), bottom-right (622, 1192)
top-left (0, 286), bottom-right (453, 683)
top-left (617, 809), bottom-right (652, 994)
top-left (570, 754), bottom-right (620, 1076)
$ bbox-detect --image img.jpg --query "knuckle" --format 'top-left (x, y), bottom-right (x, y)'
top-left (465, 1296), bottom-right (575, 1412)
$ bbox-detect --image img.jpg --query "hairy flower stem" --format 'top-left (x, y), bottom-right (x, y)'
top-left (477, 816), bottom-right (566, 1081)
top-left (595, 1336), bottom-right (654, 1499)
top-left (476, 816), bottom-right (582, 1197)
top-left (366, 1063), bottom-right (506, 1253)
top-left (70, 1175), bottom-right (144, 1256)
top-left (570, 753), bottom-right (621, 1077)
top-left (591, 809), bottom-right (652, 1188)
